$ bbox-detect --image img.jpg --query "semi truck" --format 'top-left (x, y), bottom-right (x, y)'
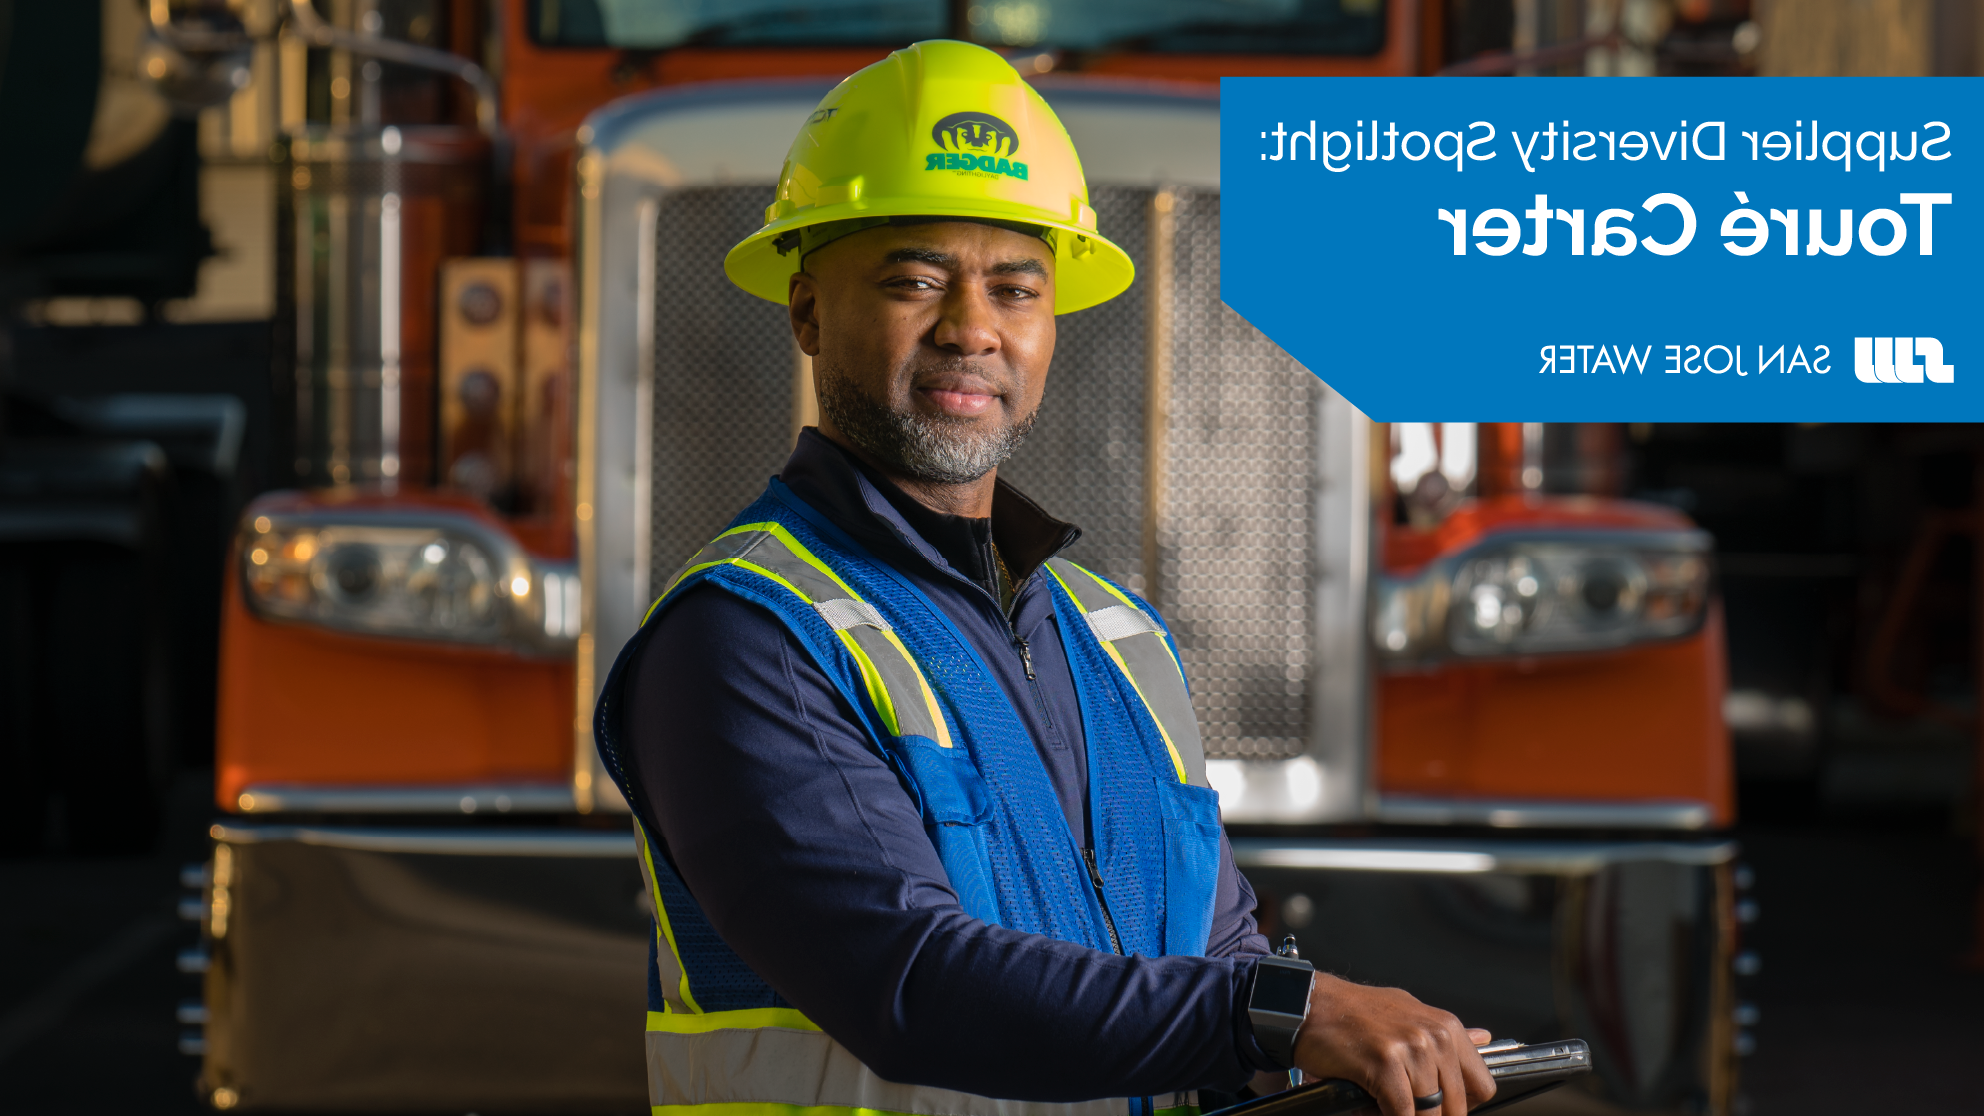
top-left (169, 1), bottom-right (1747, 1111)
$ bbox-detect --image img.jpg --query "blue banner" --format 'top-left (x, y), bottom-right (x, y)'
top-left (1219, 78), bottom-right (1976, 421)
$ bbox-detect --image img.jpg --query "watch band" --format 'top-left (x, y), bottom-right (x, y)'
top-left (1247, 955), bottom-right (1316, 1069)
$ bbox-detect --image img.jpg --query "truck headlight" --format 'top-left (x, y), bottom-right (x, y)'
top-left (240, 509), bottom-right (577, 653)
top-left (1375, 530), bottom-right (1711, 661)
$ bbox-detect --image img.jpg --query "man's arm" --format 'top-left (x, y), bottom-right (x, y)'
top-left (624, 583), bottom-right (1272, 1101)
top-left (1206, 828), bottom-right (1271, 962)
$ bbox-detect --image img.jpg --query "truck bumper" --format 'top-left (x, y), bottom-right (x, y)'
top-left (191, 823), bottom-right (649, 1113)
top-left (1232, 836), bottom-right (1741, 1116)
top-left (184, 826), bottom-right (1738, 1115)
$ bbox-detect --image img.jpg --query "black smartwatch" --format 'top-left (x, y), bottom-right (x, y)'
top-left (1247, 954), bottom-right (1316, 1069)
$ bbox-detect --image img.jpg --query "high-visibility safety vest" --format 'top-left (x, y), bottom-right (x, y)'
top-left (594, 479), bottom-right (1223, 1116)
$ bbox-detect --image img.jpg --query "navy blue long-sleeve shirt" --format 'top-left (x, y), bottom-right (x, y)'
top-left (618, 430), bottom-right (1275, 1101)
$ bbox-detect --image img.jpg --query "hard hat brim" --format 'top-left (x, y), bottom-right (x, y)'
top-left (725, 197), bottom-right (1136, 316)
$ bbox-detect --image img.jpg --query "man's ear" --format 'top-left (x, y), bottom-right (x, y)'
top-left (788, 271), bottom-right (822, 357)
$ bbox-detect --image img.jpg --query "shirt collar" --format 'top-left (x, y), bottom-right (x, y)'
top-left (778, 428), bottom-right (1081, 600)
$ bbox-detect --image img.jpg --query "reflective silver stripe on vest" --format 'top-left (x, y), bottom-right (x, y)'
top-left (657, 525), bottom-right (946, 744)
top-left (656, 528), bottom-right (776, 605)
top-left (633, 822), bottom-right (690, 1013)
top-left (647, 1026), bottom-right (1188, 1116)
top-left (1083, 604), bottom-right (1162, 643)
top-left (1044, 558), bottom-right (1207, 789)
top-left (817, 597), bottom-right (890, 632)
top-left (730, 528), bottom-right (945, 744)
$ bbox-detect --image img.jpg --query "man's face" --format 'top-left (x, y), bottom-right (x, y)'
top-left (789, 221), bottom-right (1056, 486)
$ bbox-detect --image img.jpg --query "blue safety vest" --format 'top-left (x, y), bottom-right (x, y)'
top-left (595, 479), bottom-right (1221, 1116)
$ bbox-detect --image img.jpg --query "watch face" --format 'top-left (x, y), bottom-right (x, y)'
top-left (1254, 960), bottom-right (1314, 1017)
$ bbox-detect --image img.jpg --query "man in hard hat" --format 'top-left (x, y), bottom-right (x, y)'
top-left (595, 39), bottom-right (1494, 1116)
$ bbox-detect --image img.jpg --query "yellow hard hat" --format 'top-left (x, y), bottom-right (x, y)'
top-left (724, 40), bottom-right (1134, 315)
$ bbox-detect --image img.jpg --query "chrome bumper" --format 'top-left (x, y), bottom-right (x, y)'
top-left (1231, 836), bottom-right (1741, 1116)
top-left (187, 823), bottom-right (648, 1112)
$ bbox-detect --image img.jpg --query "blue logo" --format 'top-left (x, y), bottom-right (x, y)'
top-left (1220, 78), bottom-right (1977, 421)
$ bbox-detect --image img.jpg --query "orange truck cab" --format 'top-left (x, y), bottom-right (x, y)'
top-left (187, 3), bottom-right (1742, 1112)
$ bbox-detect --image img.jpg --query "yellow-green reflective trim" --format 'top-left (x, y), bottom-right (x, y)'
top-left (648, 523), bottom-right (813, 618)
top-left (873, 624), bottom-right (952, 748)
top-left (754, 523), bottom-right (862, 595)
top-left (841, 626), bottom-right (911, 738)
top-left (728, 555), bottom-right (908, 740)
top-left (651, 522), bottom-right (864, 616)
top-left (1043, 563), bottom-right (1187, 784)
top-left (1067, 562), bottom-right (1191, 681)
top-left (645, 522), bottom-right (952, 749)
top-left (731, 526), bottom-right (951, 748)
top-left (647, 1007), bottom-right (820, 1033)
top-left (646, 523), bottom-right (780, 623)
top-left (637, 822), bottom-right (702, 1014)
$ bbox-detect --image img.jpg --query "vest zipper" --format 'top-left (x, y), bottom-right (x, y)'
top-left (1011, 629), bottom-right (1062, 743)
top-left (1082, 847), bottom-right (1123, 954)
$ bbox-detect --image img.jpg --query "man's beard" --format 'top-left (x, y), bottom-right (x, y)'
top-left (815, 358), bottom-right (1036, 485)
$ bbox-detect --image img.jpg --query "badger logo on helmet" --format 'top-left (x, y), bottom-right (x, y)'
top-left (925, 111), bottom-right (1028, 180)
top-left (932, 112), bottom-right (1019, 158)
top-left (726, 39), bottom-right (1135, 315)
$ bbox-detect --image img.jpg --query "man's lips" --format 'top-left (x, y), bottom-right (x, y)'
top-left (921, 387), bottom-right (997, 416)
top-left (916, 375), bottom-right (1003, 417)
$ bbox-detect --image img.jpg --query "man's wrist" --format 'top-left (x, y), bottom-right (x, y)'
top-left (1245, 954), bottom-right (1316, 1070)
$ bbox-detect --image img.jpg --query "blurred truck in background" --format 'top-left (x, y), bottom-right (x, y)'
top-left (6, 1), bottom-right (1767, 1113)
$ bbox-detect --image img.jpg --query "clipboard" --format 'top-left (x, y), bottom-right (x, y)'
top-left (1199, 1039), bottom-right (1592, 1116)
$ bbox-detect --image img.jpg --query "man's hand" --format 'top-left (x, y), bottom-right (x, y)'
top-left (1291, 973), bottom-right (1495, 1116)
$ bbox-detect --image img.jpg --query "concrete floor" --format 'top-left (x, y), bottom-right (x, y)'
top-left (1734, 822), bottom-right (1984, 1115)
top-left (0, 775), bottom-right (212, 1114)
top-left (1, 775), bottom-right (1979, 1116)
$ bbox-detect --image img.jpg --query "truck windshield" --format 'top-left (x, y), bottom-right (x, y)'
top-left (528, 0), bottom-right (1385, 55)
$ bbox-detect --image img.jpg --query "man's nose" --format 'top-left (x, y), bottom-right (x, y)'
top-left (931, 285), bottom-right (1001, 357)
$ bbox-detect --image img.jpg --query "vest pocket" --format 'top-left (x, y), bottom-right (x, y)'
top-left (893, 734), bottom-right (991, 824)
top-left (1157, 779), bottom-right (1223, 956)
top-left (893, 734), bottom-right (1001, 923)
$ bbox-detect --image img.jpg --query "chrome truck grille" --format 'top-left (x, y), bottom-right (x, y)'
top-left (643, 186), bottom-right (793, 589)
top-left (1159, 190), bottom-right (1320, 761)
top-left (999, 186), bottom-right (1152, 598)
top-left (579, 85), bottom-right (1369, 822)
top-left (642, 186), bottom-right (1329, 764)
